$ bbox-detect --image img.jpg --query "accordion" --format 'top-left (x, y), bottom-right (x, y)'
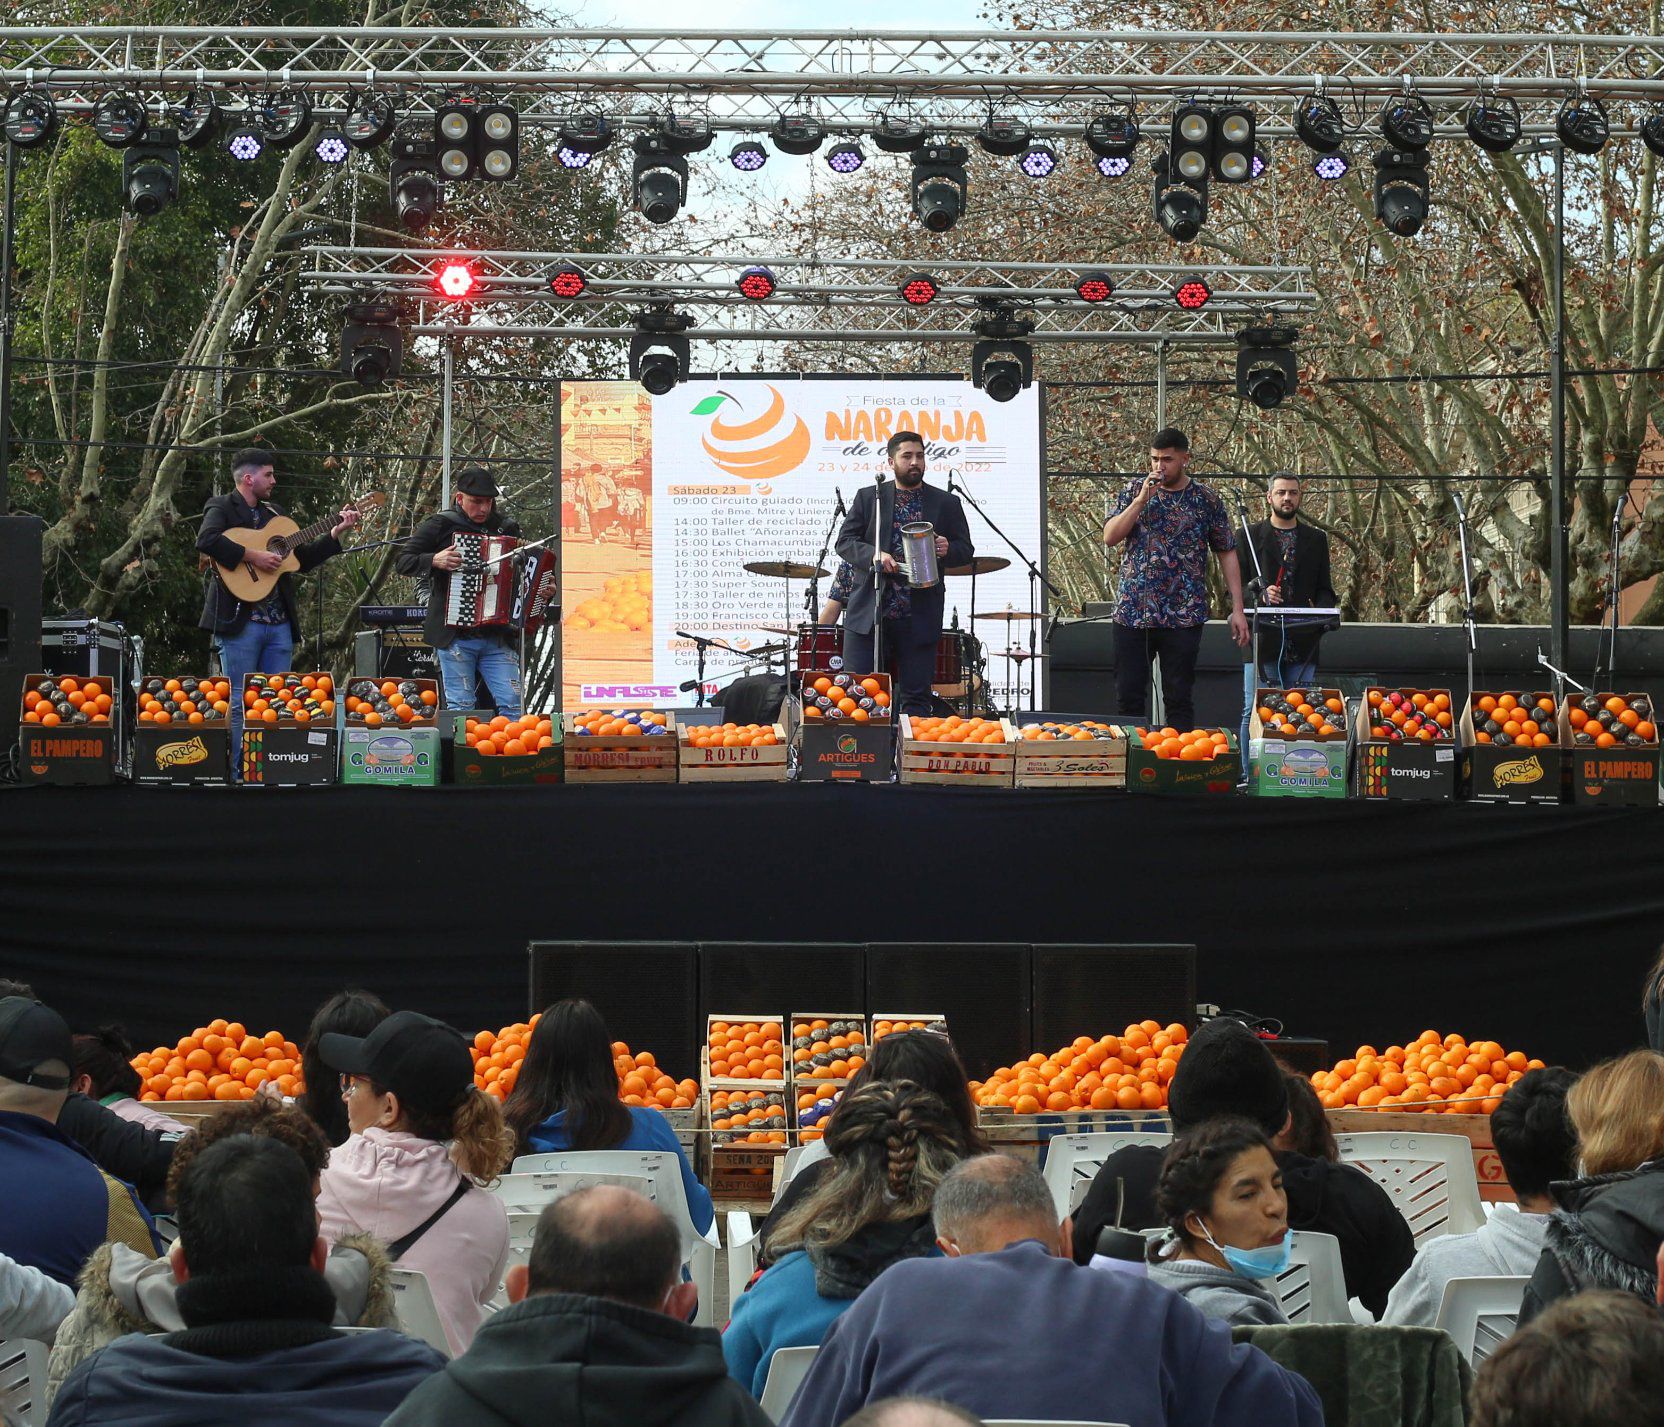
top-left (444, 533), bottom-right (558, 633)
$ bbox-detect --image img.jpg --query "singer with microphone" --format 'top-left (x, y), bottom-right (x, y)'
top-left (835, 431), bottom-right (973, 717)
top-left (395, 467), bottom-right (524, 718)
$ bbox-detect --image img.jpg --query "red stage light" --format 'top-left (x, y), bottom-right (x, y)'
top-left (900, 273), bottom-right (939, 305)
top-left (548, 264), bottom-right (587, 299)
top-left (737, 265), bottom-right (777, 301)
top-left (1075, 272), bottom-right (1114, 303)
top-left (1173, 276), bottom-right (1212, 310)
top-left (434, 262), bottom-right (479, 300)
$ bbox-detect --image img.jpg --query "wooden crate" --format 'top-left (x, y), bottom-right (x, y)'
top-left (870, 1013), bottom-right (947, 1045)
top-left (977, 1106), bottom-right (1174, 1165)
top-left (563, 710), bottom-right (679, 783)
top-left (1327, 1107), bottom-right (1513, 1203)
top-left (707, 1142), bottom-right (789, 1202)
top-left (1012, 717), bottom-right (1128, 788)
top-left (702, 1014), bottom-right (789, 1093)
top-left (898, 716), bottom-right (1017, 787)
top-left (677, 718), bottom-right (789, 783)
top-left (788, 1012), bottom-right (868, 1090)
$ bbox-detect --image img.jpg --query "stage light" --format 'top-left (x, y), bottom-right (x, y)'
top-left (1465, 94), bottom-right (1520, 152)
top-left (1236, 324), bottom-right (1300, 410)
top-left (548, 263), bottom-right (588, 299)
top-left (826, 141), bottom-right (865, 174)
top-left (121, 128), bottom-right (179, 217)
top-left (770, 112), bottom-right (825, 156)
top-left (1172, 273), bottom-right (1212, 309)
top-left (1170, 102), bottom-right (1213, 183)
top-left (92, 94), bottom-right (147, 149)
top-left (1642, 106), bottom-right (1664, 158)
top-left (737, 265), bottom-right (777, 301)
top-left (1018, 144), bottom-right (1058, 178)
top-left (1095, 154), bottom-right (1132, 178)
top-left (729, 140), bottom-right (767, 172)
top-left (340, 299), bottom-right (403, 388)
top-left (225, 124), bottom-right (265, 162)
top-left (389, 129), bottom-right (441, 232)
top-left (433, 261), bottom-right (479, 301)
top-left (971, 310), bottom-right (1035, 403)
top-left (632, 129), bottom-right (689, 224)
top-left (3, 91), bottom-right (57, 149)
top-left (977, 115), bottom-right (1031, 157)
top-left (557, 109), bottom-right (613, 156)
top-left (343, 92), bottom-right (396, 150)
top-left (1074, 271), bottom-right (1114, 303)
top-left (872, 116), bottom-right (926, 154)
top-left (663, 113), bottom-right (714, 155)
top-left (1379, 91), bottom-right (1433, 151)
top-left (1250, 147), bottom-right (1269, 180)
top-left (1313, 151), bottom-right (1350, 181)
top-left (1373, 146), bottom-right (1430, 236)
top-left (557, 145), bottom-right (593, 169)
top-left (911, 143), bottom-right (968, 232)
top-left (899, 272), bottom-right (940, 305)
top-left (1086, 107), bottom-right (1139, 162)
top-left (1557, 94), bottom-right (1609, 155)
top-left (1153, 150), bottom-right (1207, 243)
top-left (436, 98), bottom-right (476, 178)
top-left (174, 90), bottom-right (221, 150)
top-left (1293, 94), bottom-right (1345, 154)
top-left (259, 90), bottom-right (312, 150)
top-left (1213, 104), bottom-right (1256, 183)
top-left (478, 103), bottom-right (519, 180)
top-left (314, 129), bottom-right (350, 165)
top-left (629, 309), bottom-right (692, 394)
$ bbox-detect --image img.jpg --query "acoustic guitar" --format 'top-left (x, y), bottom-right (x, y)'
top-left (209, 492), bottom-right (387, 604)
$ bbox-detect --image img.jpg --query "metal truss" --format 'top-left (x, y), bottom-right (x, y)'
top-left (4, 27), bottom-right (1664, 133)
top-left (298, 247), bottom-right (1316, 343)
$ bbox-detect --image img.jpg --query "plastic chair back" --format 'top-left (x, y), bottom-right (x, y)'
top-left (758, 1344), bottom-right (819, 1421)
top-left (1274, 1230), bottom-right (1351, 1324)
top-left (1040, 1130), bottom-right (1174, 1217)
top-left (0, 1340), bottom-right (48, 1427)
top-left (1433, 1274), bottom-right (1530, 1364)
top-left (1333, 1131), bottom-right (1487, 1246)
top-left (387, 1268), bottom-right (451, 1357)
top-left (780, 1137), bottom-right (829, 1188)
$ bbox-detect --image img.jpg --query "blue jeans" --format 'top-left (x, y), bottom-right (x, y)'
top-left (438, 635), bottom-right (523, 718)
top-left (1241, 658), bottom-right (1319, 764)
top-left (217, 621), bottom-right (294, 748)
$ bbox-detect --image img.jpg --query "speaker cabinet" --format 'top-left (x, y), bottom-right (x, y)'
top-left (698, 944), bottom-right (865, 1025)
top-left (0, 516), bottom-right (44, 748)
top-left (528, 941), bottom-right (699, 1070)
top-left (865, 943), bottom-right (1031, 1081)
top-left (1032, 945), bottom-right (1197, 1053)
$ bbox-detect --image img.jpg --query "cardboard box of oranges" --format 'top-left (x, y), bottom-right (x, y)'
top-left (238, 676), bottom-right (339, 786)
top-left (1354, 688), bottom-right (1458, 802)
top-left (1561, 693), bottom-right (1661, 806)
top-left (18, 674), bottom-right (117, 786)
top-left (796, 670), bottom-right (896, 783)
top-left (677, 711), bottom-right (788, 783)
top-left (1013, 716), bottom-right (1128, 788)
top-left (133, 676), bottom-right (231, 785)
top-left (1125, 727), bottom-right (1240, 795)
top-left (449, 711), bottom-right (564, 786)
top-left (1248, 688), bottom-right (1349, 799)
top-left (341, 677), bottom-right (440, 728)
top-left (1460, 691), bottom-right (1564, 804)
top-left (564, 708), bottom-right (678, 783)
top-left (899, 715), bottom-right (1017, 787)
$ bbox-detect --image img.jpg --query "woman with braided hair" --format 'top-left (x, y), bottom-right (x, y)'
top-left (723, 1079), bottom-right (973, 1397)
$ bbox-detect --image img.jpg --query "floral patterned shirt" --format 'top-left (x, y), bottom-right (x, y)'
top-left (1111, 478), bottom-right (1236, 629)
top-left (880, 485), bottom-right (926, 621)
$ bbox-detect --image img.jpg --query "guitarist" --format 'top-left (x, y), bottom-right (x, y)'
top-left (196, 447), bottom-right (360, 746)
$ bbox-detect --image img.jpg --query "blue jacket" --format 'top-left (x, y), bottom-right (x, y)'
top-left (0, 1111), bottom-right (157, 1285)
top-left (526, 1106), bottom-right (713, 1234)
top-left (778, 1241), bottom-right (1325, 1427)
top-left (723, 1251), bottom-right (853, 1398)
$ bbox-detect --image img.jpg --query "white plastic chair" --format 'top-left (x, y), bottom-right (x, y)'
top-left (0, 1339), bottom-right (48, 1427)
top-left (779, 1136), bottom-right (829, 1188)
top-left (1273, 1230), bottom-right (1351, 1324)
top-left (1433, 1275), bottom-right (1530, 1365)
top-left (1333, 1131), bottom-right (1487, 1247)
top-left (386, 1268), bottom-right (451, 1357)
top-left (1041, 1130), bottom-right (1174, 1218)
top-left (727, 1209), bottom-right (760, 1309)
top-left (508, 1151), bottom-right (721, 1326)
top-left (758, 1344), bottom-right (819, 1422)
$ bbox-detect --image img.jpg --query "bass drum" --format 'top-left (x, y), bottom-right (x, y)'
top-left (931, 630), bottom-right (976, 697)
top-left (795, 622), bottom-right (844, 673)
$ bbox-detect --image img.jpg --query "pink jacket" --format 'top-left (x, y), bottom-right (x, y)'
top-left (317, 1128), bottom-right (508, 1355)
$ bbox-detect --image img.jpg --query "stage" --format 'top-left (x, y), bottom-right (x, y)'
top-left (1, 784), bottom-right (1658, 1074)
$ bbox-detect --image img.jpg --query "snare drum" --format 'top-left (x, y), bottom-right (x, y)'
top-left (795, 622), bottom-right (843, 672)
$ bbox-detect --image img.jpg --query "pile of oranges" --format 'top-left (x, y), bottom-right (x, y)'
top-left (568, 709), bottom-right (672, 737)
top-left (685, 723), bottom-right (779, 749)
top-left (1135, 727), bottom-right (1234, 761)
top-left (708, 1020), bottom-right (787, 1081)
top-left (1367, 689), bottom-right (1455, 743)
top-left (344, 678), bottom-right (439, 727)
top-left (872, 1018), bottom-right (941, 1043)
top-left (906, 715), bottom-right (1007, 743)
top-left (711, 1088), bottom-right (788, 1145)
top-left (1256, 689), bottom-right (1345, 740)
top-left (802, 674), bottom-right (890, 723)
top-left (22, 676), bottom-right (114, 727)
top-left (1020, 720), bottom-right (1119, 741)
top-left (791, 1018), bottom-right (868, 1081)
top-left (1569, 693), bottom-right (1657, 748)
top-left (242, 673), bottom-right (335, 725)
top-left (1311, 1031), bottom-right (1546, 1114)
top-left (133, 1021), bottom-right (302, 1103)
top-left (797, 1083), bottom-right (843, 1141)
top-left (1470, 692), bottom-right (1558, 749)
top-left (463, 715), bottom-right (557, 756)
top-left (566, 572), bottom-right (652, 634)
top-left (135, 677), bottom-right (229, 725)
top-left (971, 1022), bottom-right (1190, 1114)
top-left (469, 1017), bottom-right (696, 1108)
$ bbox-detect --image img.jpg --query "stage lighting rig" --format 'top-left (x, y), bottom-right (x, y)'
top-left (174, 90), bottom-right (221, 150)
top-left (1086, 107), bottom-right (1139, 164)
top-left (911, 143), bottom-right (968, 232)
top-left (1312, 151), bottom-right (1350, 181)
top-left (432, 260), bottom-right (480, 301)
top-left (258, 90), bottom-right (313, 150)
top-left (436, 96), bottom-right (519, 181)
top-left (339, 299), bottom-right (403, 387)
top-left (899, 272), bottom-right (940, 305)
top-left (729, 140), bottom-right (767, 171)
top-left (93, 94), bottom-right (147, 148)
top-left (1642, 106), bottom-right (1664, 157)
top-left (971, 309), bottom-right (1035, 403)
top-left (1213, 104), bottom-right (1256, 183)
top-left (977, 115), bottom-right (1031, 157)
top-left (1373, 146), bottom-right (1430, 236)
top-left (737, 265), bottom-right (777, 300)
top-left (872, 115), bottom-right (927, 154)
top-left (1172, 273), bottom-right (1212, 309)
top-left (1152, 150), bottom-right (1207, 243)
top-left (1379, 91), bottom-right (1433, 151)
top-left (557, 109), bottom-right (613, 157)
top-left (225, 123), bottom-right (265, 163)
top-left (1293, 94), bottom-right (1345, 154)
top-left (1236, 324), bottom-right (1299, 409)
top-left (1018, 143), bottom-right (1058, 178)
top-left (1556, 93), bottom-right (1609, 155)
top-left (826, 141), bottom-right (865, 173)
top-left (3, 91), bottom-right (57, 148)
top-left (1465, 93), bottom-right (1521, 152)
top-left (1074, 271), bottom-right (1114, 303)
top-left (389, 129), bottom-right (441, 232)
top-left (121, 127), bottom-right (179, 217)
top-left (343, 92), bottom-right (397, 150)
top-left (313, 128), bottom-right (350, 165)
top-left (548, 263), bottom-right (588, 298)
top-left (630, 308), bottom-right (692, 395)
top-left (770, 111), bottom-right (825, 155)
top-left (633, 130), bottom-right (689, 224)
top-left (1169, 102), bottom-right (1213, 184)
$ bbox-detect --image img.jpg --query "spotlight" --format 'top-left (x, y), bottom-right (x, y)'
top-left (92, 94), bottom-right (147, 149)
top-left (557, 146), bottom-right (594, 169)
top-left (1373, 146), bottom-right (1430, 236)
top-left (977, 116), bottom-right (1031, 157)
top-left (911, 143), bottom-right (968, 232)
top-left (548, 263), bottom-right (588, 299)
top-left (1213, 104), bottom-right (1256, 183)
top-left (1095, 154), bottom-right (1132, 178)
top-left (1236, 324), bottom-right (1300, 410)
top-left (478, 104), bottom-right (519, 180)
top-left (729, 140), bottom-right (768, 172)
top-left (343, 92), bottom-right (396, 150)
top-left (339, 299), bottom-right (403, 388)
top-left (826, 141), bottom-right (865, 174)
top-left (1293, 94), bottom-right (1345, 154)
top-left (1313, 151), bottom-right (1350, 181)
top-left (632, 129), bottom-right (689, 224)
top-left (3, 91), bottom-right (57, 149)
top-left (1642, 106), bottom-right (1664, 158)
top-left (663, 112), bottom-right (714, 154)
top-left (313, 129), bottom-right (350, 165)
top-left (1379, 92), bottom-right (1433, 151)
top-left (1085, 107), bottom-right (1139, 161)
top-left (629, 309), bottom-right (692, 395)
top-left (1170, 102), bottom-right (1213, 183)
top-left (1465, 94), bottom-right (1521, 153)
top-left (1018, 144), bottom-right (1058, 178)
top-left (872, 116), bottom-right (927, 154)
top-left (1250, 148), bottom-right (1269, 180)
top-left (971, 310), bottom-right (1035, 403)
top-left (899, 272), bottom-right (940, 305)
top-left (1074, 271), bottom-right (1114, 303)
top-left (557, 109), bottom-right (613, 156)
top-left (259, 90), bottom-right (312, 150)
top-left (1556, 94), bottom-right (1609, 155)
top-left (1153, 151), bottom-right (1207, 243)
top-left (433, 261), bottom-right (479, 301)
top-left (389, 129), bottom-right (441, 232)
top-left (435, 97), bottom-right (476, 179)
top-left (173, 90), bottom-right (221, 150)
top-left (1172, 273), bottom-right (1212, 309)
top-left (770, 112), bottom-right (825, 156)
top-left (737, 265), bottom-right (777, 301)
top-left (121, 128), bottom-right (179, 217)
top-left (225, 124), bottom-right (265, 163)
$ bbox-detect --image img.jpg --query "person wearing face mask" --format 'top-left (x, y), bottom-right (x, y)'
top-left (1146, 1119), bottom-right (1291, 1327)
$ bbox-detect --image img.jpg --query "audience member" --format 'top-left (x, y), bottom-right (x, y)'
top-left (295, 990), bottom-right (390, 1147)
top-left (781, 1155), bottom-right (1322, 1427)
top-left (1643, 943), bottom-right (1664, 1055)
top-left (726, 1080), bottom-right (972, 1397)
top-left (0, 1251), bottom-right (73, 1342)
top-left (1471, 1289), bottom-right (1664, 1427)
top-left (840, 1401), bottom-right (984, 1427)
top-left (1384, 1068), bottom-right (1576, 1325)
top-left (46, 1097), bottom-right (400, 1403)
top-left (1276, 1067), bottom-right (1337, 1161)
top-left (1145, 1118), bottom-right (1290, 1326)
top-left (386, 1186), bottom-right (771, 1427)
top-left (1520, 1049), bottom-right (1664, 1322)
top-left (502, 999), bottom-right (713, 1233)
top-left (318, 1010), bottom-right (513, 1354)
top-left (69, 1027), bottom-right (187, 1135)
top-left (45, 1136), bottom-right (443, 1427)
top-left (1073, 1017), bottom-right (1414, 1315)
top-left (0, 996), bottom-right (158, 1286)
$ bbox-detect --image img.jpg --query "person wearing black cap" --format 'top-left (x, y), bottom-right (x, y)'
top-left (316, 1011), bottom-right (514, 1355)
top-left (0, 996), bottom-right (159, 1286)
top-left (1070, 1017), bottom-right (1414, 1317)
top-left (395, 468), bottom-right (525, 717)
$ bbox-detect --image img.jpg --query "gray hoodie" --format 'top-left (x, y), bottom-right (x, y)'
top-left (1145, 1252), bottom-right (1288, 1327)
top-left (1382, 1203), bottom-right (1547, 1327)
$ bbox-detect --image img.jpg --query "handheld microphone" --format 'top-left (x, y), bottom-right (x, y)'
top-left (678, 678), bottom-right (702, 693)
top-left (675, 629), bottom-right (707, 646)
top-left (1451, 491), bottom-right (1467, 522)
top-left (1614, 493), bottom-right (1628, 534)
top-left (833, 486), bottom-right (847, 514)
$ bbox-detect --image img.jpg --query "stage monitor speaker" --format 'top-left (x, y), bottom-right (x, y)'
top-left (528, 941), bottom-right (699, 1071)
top-left (699, 944), bottom-right (865, 1027)
top-left (1032, 944), bottom-right (1196, 1053)
top-left (865, 943), bottom-right (1031, 1081)
top-left (0, 516), bottom-right (44, 749)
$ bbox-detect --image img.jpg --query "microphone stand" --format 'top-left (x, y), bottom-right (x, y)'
top-left (1452, 492), bottom-right (1479, 712)
top-left (677, 629), bottom-right (716, 708)
top-left (1236, 496), bottom-right (1267, 687)
top-left (871, 474), bottom-right (887, 687)
top-left (807, 489), bottom-right (847, 624)
top-left (1600, 493), bottom-right (1626, 688)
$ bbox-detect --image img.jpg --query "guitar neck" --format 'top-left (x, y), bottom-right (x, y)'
top-left (279, 515), bottom-right (336, 552)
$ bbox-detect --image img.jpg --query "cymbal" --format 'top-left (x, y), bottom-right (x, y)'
top-left (744, 560), bottom-right (828, 580)
top-left (755, 625), bottom-right (800, 637)
top-left (992, 650), bottom-right (1050, 661)
top-left (973, 610), bottom-right (1043, 622)
top-left (944, 556), bottom-right (1012, 576)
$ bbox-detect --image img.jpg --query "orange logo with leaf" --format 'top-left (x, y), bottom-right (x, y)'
top-left (695, 385), bottom-right (811, 481)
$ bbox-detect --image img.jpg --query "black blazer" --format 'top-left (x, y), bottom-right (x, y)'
top-left (834, 482), bottom-right (973, 637)
top-left (196, 492), bottom-right (342, 638)
top-left (394, 507), bottom-right (522, 650)
top-left (1244, 519), bottom-right (1337, 663)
